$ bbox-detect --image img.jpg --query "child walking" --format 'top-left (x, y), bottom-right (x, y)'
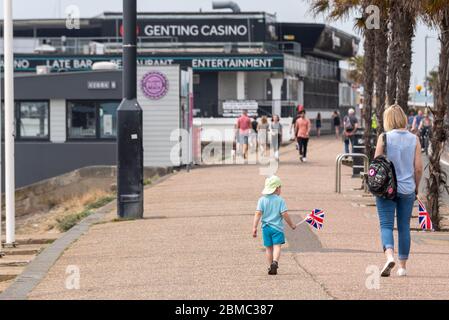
top-left (252, 176), bottom-right (296, 275)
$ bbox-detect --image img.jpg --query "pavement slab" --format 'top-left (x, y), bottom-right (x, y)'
top-left (18, 136), bottom-right (449, 300)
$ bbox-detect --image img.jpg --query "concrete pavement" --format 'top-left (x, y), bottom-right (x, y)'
top-left (17, 137), bottom-right (449, 299)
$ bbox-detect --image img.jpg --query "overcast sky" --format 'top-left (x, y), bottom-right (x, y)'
top-left (0, 0), bottom-right (440, 87)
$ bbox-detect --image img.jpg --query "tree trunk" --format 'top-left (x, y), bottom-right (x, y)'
top-left (427, 11), bottom-right (449, 231)
top-left (363, 25), bottom-right (376, 160)
top-left (375, 10), bottom-right (388, 136)
top-left (396, 11), bottom-right (415, 114)
top-left (386, 0), bottom-right (400, 106)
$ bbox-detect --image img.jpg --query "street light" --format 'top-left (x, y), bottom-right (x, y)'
top-left (3, 0), bottom-right (15, 246)
top-left (117, 0), bottom-right (144, 219)
top-left (424, 35), bottom-right (436, 110)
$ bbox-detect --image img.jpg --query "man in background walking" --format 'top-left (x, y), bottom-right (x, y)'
top-left (236, 110), bottom-right (252, 159)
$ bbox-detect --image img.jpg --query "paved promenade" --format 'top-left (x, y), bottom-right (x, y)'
top-left (25, 137), bottom-right (449, 300)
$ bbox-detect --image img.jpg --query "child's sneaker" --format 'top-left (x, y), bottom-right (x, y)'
top-left (268, 261), bottom-right (279, 275)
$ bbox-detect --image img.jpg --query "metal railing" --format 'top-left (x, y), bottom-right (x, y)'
top-left (335, 153), bottom-right (369, 194)
top-left (5, 36), bottom-right (300, 56)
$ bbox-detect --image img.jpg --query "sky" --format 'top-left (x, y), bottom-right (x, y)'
top-left (0, 0), bottom-right (441, 87)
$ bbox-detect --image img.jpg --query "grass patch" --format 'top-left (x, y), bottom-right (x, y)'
top-left (56, 209), bottom-right (93, 232)
top-left (56, 195), bottom-right (116, 232)
top-left (144, 174), bottom-right (160, 187)
top-left (86, 195), bottom-right (116, 210)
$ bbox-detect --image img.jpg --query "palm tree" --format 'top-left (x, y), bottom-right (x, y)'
top-left (347, 55), bottom-right (364, 85)
top-left (426, 70), bottom-right (439, 94)
top-left (374, 0), bottom-right (389, 136)
top-left (309, 0), bottom-right (378, 158)
top-left (419, 0), bottom-right (449, 230)
top-left (361, 0), bottom-right (376, 159)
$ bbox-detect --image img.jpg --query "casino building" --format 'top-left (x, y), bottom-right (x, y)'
top-left (0, 6), bottom-right (359, 187)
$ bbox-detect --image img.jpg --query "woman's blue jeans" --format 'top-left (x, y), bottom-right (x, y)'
top-left (376, 193), bottom-right (415, 261)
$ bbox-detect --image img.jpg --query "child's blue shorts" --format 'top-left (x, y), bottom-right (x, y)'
top-left (262, 225), bottom-right (285, 247)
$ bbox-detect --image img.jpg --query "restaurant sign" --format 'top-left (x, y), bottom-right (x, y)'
top-left (5, 55), bottom-right (285, 73)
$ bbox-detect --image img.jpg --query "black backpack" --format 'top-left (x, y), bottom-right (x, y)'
top-left (367, 134), bottom-right (398, 200)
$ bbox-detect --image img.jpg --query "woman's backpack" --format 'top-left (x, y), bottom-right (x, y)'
top-left (367, 134), bottom-right (398, 200)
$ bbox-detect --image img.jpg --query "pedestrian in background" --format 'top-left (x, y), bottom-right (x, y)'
top-left (316, 112), bottom-right (322, 138)
top-left (295, 110), bottom-right (311, 163)
top-left (291, 105), bottom-right (305, 142)
top-left (270, 115), bottom-right (283, 161)
top-left (374, 105), bottom-right (423, 278)
top-left (250, 115), bottom-right (259, 153)
top-left (332, 110), bottom-right (341, 139)
top-left (411, 110), bottom-right (424, 134)
top-left (407, 110), bottom-right (416, 131)
top-left (343, 108), bottom-right (358, 154)
top-left (236, 109), bottom-right (252, 160)
top-left (258, 116), bottom-right (270, 157)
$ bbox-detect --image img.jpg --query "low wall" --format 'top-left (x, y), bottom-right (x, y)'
top-left (11, 166), bottom-right (173, 218)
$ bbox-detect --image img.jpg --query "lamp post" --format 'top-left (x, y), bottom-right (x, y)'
top-left (0, 51), bottom-right (3, 257)
top-left (117, 0), bottom-right (144, 219)
top-left (4, 0), bottom-right (15, 246)
top-left (425, 35), bottom-right (429, 109)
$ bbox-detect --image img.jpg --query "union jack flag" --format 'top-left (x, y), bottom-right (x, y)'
top-left (306, 209), bottom-right (325, 230)
top-left (418, 199), bottom-right (433, 231)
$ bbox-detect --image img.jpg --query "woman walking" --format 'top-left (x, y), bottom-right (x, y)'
top-left (374, 105), bottom-right (423, 277)
top-left (295, 110), bottom-right (311, 163)
top-left (257, 116), bottom-right (269, 157)
top-left (270, 115), bottom-right (283, 161)
top-left (316, 112), bottom-right (322, 138)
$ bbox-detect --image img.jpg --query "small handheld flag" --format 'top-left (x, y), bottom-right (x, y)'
top-left (297, 209), bottom-right (325, 230)
top-left (418, 199), bottom-right (433, 231)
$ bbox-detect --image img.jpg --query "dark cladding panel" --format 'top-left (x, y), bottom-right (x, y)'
top-left (277, 23), bottom-right (359, 59)
top-left (314, 27), bottom-right (360, 59)
top-left (277, 23), bottom-right (325, 51)
top-left (193, 72), bottom-right (218, 117)
top-left (2, 142), bottom-right (117, 188)
top-left (8, 71), bottom-right (123, 100)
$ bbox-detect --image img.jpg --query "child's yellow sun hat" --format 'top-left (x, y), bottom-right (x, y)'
top-left (262, 176), bottom-right (282, 195)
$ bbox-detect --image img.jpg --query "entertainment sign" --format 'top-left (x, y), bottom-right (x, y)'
top-left (6, 55), bottom-right (284, 73)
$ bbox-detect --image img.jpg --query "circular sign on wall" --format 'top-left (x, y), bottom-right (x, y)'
top-left (140, 71), bottom-right (169, 100)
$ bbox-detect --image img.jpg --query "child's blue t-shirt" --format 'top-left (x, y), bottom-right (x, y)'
top-left (256, 194), bottom-right (288, 232)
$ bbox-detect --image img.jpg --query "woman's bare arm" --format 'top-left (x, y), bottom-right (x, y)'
top-left (414, 137), bottom-right (424, 195)
top-left (374, 134), bottom-right (385, 159)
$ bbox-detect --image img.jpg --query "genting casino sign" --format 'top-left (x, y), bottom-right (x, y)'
top-left (144, 24), bottom-right (249, 38)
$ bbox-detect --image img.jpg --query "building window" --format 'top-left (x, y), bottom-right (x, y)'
top-left (99, 102), bottom-right (118, 139)
top-left (18, 101), bottom-right (49, 139)
top-left (67, 100), bottom-right (119, 140)
top-left (1, 101), bottom-right (49, 141)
